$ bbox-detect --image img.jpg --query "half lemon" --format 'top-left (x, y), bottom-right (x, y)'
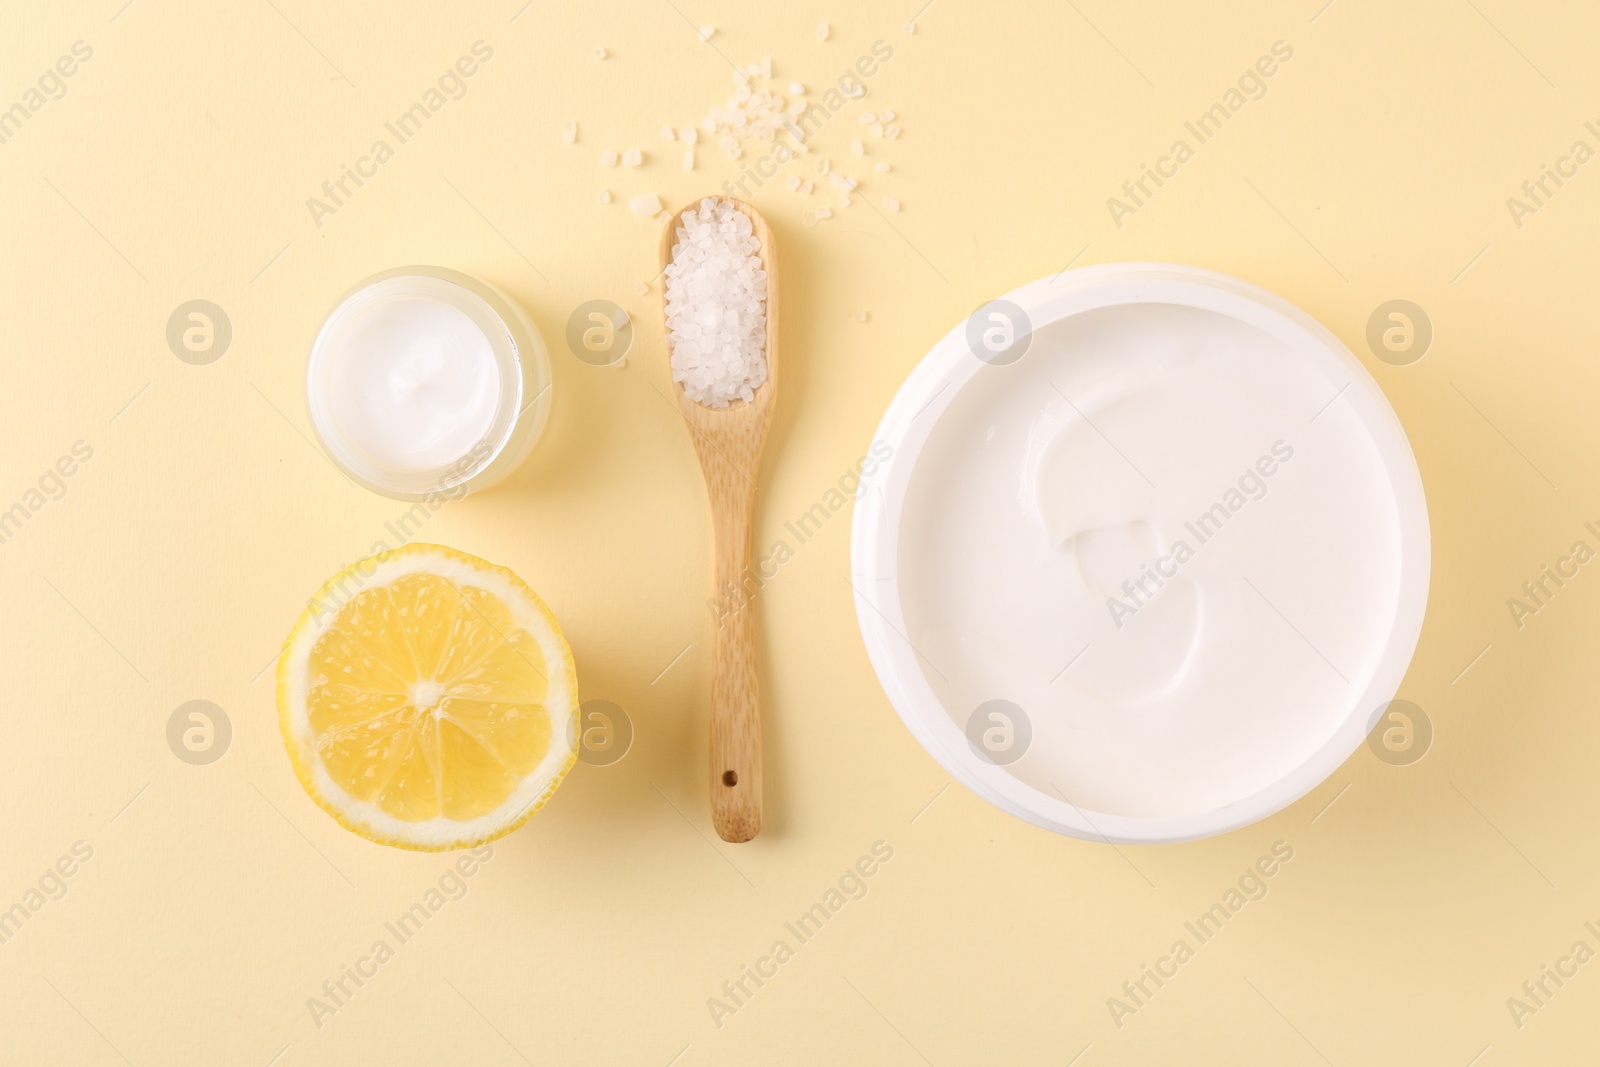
top-left (277, 543), bottom-right (578, 851)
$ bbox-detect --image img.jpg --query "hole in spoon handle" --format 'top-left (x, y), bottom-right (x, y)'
top-left (710, 691), bottom-right (761, 842)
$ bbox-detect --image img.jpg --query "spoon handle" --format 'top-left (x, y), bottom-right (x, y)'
top-left (709, 482), bottom-right (762, 843)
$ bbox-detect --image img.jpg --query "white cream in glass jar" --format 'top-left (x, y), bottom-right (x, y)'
top-left (306, 267), bottom-right (551, 500)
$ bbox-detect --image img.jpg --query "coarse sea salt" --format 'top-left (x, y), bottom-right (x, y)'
top-left (664, 198), bottom-right (768, 408)
top-left (701, 78), bottom-right (792, 149)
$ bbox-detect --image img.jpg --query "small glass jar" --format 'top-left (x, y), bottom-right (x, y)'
top-left (306, 267), bottom-right (551, 501)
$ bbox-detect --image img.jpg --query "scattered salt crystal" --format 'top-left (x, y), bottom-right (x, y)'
top-left (700, 76), bottom-right (797, 149)
top-left (621, 148), bottom-right (643, 167)
top-left (600, 149), bottom-right (618, 166)
top-left (597, 189), bottom-right (612, 204)
top-left (594, 46), bottom-right (607, 59)
top-left (785, 175), bottom-right (801, 191)
top-left (875, 162), bottom-right (891, 173)
top-left (829, 172), bottom-right (856, 191)
top-left (818, 157), bottom-right (830, 174)
top-left (801, 180), bottom-right (814, 194)
top-left (629, 193), bottom-right (662, 216)
top-left (720, 134), bottom-right (738, 151)
top-left (853, 310), bottom-right (870, 322)
top-left (884, 196), bottom-right (901, 212)
top-left (839, 195), bottom-right (852, 207)
top-left (860, 112), bottom-right (877, 125)
top-left (871, 123), bottom-right (884, 138)
top-left (681, 127), bottom-right (698, 143)
top-left (699, 25), bottom-right (715, 41)
top-left (663, 198), bottom-right (769, 408)
top-left (636, 282), bottom-right (650, 295)
top-left (802, 210), bottom-right (817, 227)
top-left (851, 139), bottom-right (864, 155)
top-left (562, 121), bottom-right (578, 143)
top-left (886, 124), bottom-right (902, 139)
top-left (903, 21), bottom-right (915, 34)
top-left (880, 108), bottom-right (896, 121)
top-left (816, 206), bottom-right (832, 219)
top-left (660, 126), bottom-right (677, 140)
top-left (788, 99), bottom-right (807, 115)
top-left (816, 22), bottom-right (830, 40)
top-left (683, 147), bottom-right (695, 169)
top-left (790, 82), bottom-right (806, 95)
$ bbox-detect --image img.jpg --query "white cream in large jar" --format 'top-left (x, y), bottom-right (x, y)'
top-left (864, 269), bottom-right (1430, 838)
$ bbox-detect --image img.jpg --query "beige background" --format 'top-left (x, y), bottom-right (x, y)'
top-left (2, 0), bottom-right (1598, 1062)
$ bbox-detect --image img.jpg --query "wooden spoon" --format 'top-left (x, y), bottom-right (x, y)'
top-left (658, 197), bottom-right (778, 844)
